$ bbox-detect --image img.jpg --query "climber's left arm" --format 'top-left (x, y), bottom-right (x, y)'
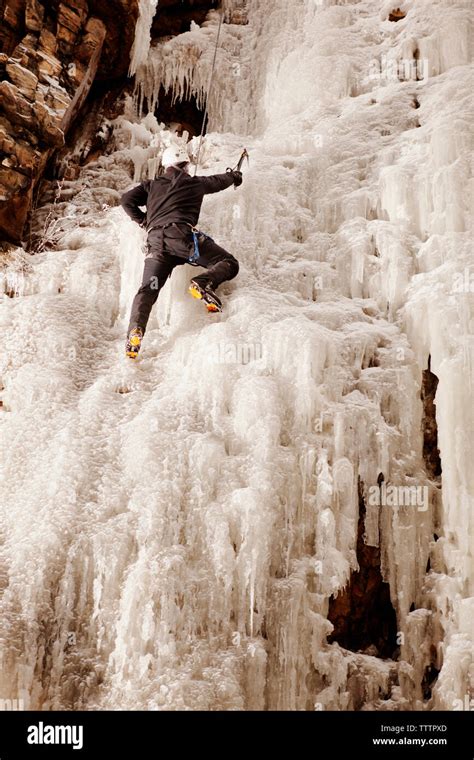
top-left (120, 181), bottom-right (150, 226)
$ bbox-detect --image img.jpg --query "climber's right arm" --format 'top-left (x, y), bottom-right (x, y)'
top-left (120, 182), bottom-right (150, 226)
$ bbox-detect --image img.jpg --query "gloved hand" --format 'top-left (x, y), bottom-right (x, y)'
top-left (231, 170), bottom-right (243, 187)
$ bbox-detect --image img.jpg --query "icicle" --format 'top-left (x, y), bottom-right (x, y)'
top-left (128, 0), bottom-right (159, 77)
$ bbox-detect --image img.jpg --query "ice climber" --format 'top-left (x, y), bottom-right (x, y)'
top-left (120, 145), bottom-right (243, 359)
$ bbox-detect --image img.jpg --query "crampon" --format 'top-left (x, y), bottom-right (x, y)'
top-left (188, 280), bottom-right (222, 313)
top-left (126, 327), bottom-right (143, 359)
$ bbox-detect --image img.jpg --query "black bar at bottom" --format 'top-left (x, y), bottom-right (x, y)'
top-left (0, 710), bottom-right (472, 758)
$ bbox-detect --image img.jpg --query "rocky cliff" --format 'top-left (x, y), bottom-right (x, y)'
top-left (0, 0), bottom-right (139, 243)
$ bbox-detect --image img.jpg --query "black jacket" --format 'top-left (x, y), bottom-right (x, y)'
top-left (120, 167), bottom-right (235, 232)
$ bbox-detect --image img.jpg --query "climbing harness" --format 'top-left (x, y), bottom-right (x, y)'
top-left (146, 209), bottom-right (214, 265)
top-left (194, 11), bottom-right (224, 176)
top-left (189, 227), bottom-right (201, 263)
top-left (145, 220), bottom-right (207, 264)
top-left (188, 226), bottom-right (214, 264)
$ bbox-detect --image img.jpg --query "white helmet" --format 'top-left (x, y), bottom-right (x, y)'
top-left (162, 145), bottom-right (190, 168)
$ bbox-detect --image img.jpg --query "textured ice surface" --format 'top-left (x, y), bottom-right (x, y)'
top-left (0, 0), bottom-right (472, 710)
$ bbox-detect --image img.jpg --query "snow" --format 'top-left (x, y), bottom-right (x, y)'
top-left (0, 0), bottom-right (472, 711)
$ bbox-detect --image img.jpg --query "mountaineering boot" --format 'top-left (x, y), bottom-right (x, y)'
top-left (126, 327), bottom-right (143, 359)
top-left (188, 279), bottom-right (222, 313)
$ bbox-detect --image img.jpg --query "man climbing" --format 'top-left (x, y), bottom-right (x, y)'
top-left (120, 145), bottom-right (242, 359)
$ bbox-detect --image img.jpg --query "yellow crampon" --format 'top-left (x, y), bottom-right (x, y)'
top-left (126, 329), bottom-right (143, 359)
top-left (189, 284), bottom-right (203, 300)
top-left (188, 283), bottom-right (221, 313)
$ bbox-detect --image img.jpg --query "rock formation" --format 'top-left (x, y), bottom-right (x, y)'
top-left (0, 0), bottom-right (139, 243)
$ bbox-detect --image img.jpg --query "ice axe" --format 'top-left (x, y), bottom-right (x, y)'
top-left (226, 148), bottom-right (249, 184)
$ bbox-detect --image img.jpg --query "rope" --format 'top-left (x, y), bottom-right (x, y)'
top-left (193, 10), bottom-right (224, 177)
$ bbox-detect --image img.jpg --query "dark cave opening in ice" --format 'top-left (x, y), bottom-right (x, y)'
top-left (327, 483), bottom-right (398, 659)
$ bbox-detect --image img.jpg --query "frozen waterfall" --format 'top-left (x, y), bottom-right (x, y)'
top-left (0, 0), bottom-right (472, 712)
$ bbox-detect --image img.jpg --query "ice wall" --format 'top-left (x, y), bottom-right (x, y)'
top-left (133, 8), bottom-right (251, 134)
top-left (0, 0), bottom-right (472, 711)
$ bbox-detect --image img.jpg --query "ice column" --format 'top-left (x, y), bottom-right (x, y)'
top-left (129, 0), bottom-right (159, 77)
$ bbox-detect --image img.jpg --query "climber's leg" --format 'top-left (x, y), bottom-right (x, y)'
top-left (188, 237), bottom-right (239, 312)
top-left (127, 255), bottom-right (177, 337)
top-left (190, 237), bottom-right (239, 290)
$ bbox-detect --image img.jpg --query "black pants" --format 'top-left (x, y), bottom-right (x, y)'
top-left (127, 235), bottom-right (239, 335)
